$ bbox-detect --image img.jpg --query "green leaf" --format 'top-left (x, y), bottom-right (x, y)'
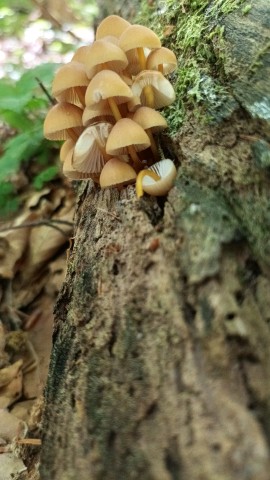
top-left (17, 63), bottom-right (59, 97)
top-left (0, 181), bottom-right (19, 218)
top-left (0, 110), bottom-right (33, 130)
top-left (33, 165), bottom-right (59, 190)
top-left (0, 126), bottom-right (44, 182)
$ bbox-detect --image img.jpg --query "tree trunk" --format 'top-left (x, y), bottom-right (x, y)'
top-left (40, 1), bottom-right (270, 479)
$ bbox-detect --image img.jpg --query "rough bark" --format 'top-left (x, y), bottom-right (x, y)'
top-left (40, 2), bottom-right (270, 479)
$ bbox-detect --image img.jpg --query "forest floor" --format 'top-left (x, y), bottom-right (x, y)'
top-left (0, 4), bottom-right (89, 479)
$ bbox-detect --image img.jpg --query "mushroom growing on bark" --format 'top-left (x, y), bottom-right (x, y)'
top-left (44, 14), bottom-right (178, 197)
top-left (136, 159), bottom-right (177, 197)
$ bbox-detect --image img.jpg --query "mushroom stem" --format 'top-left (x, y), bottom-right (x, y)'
top-left (136, 169), bottom-right (160, 198)
top-left (158, 64), bottom-right (164, 74)
top-left (67, 128), bottom-right (80, 142)
top-left (144, 85), bottom-right (155, 108)
top-left (137, 47), bottom-right (147, 70)
top-left (137, 47), bottom-right (155, 109)
top-left (107, 97), bottom-right (143, 170)
top-left (146, 129), bottom-right (159, 162)
top-left (107, 97), bottom-right (122, 122)
top-left (127, 146), bottom-right (143, 170)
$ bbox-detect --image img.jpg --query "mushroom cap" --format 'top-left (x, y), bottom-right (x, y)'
top-left (99, 157), bottom-right (136, 188)
top-left (71, 46), bottom-right (90, 66)
top-left (85, 70), bottom-right (133, 108)
top-left (146, 47), bottom-right (177, 75)
top-left (84, 40), bottom-right (128, 78)
top-left (106, 118), bottom-right (150, 156)
top-left (132, 106), bottom-right (167, 132)
top-left (132, 70), bottom-right (176, 109)
top-left (96, 15), bottom-right (130, 40)
top-left (60, 139), bottom-right (75, 163)
top-left (82, 105), bottom-right (114, 126)
top-left (62, 147), bottom-right (93, 180)
top-left (142, 159), bottom-right (177, 196)
top-left (73, 122), bottom-right (112, 174)
top-left (119, 24), bottom-right (161, 52)
top-left (52, 61), bottom-right (89, 105)
top-left (44, 103), bottom-right (83, 140)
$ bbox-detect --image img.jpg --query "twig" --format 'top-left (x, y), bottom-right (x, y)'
top-left (35, 77), bottom-right (56, 105)
top-left (0, 219), bottom-right (73, 237)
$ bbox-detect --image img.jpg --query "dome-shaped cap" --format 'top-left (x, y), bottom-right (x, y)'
top-left (119, 25), bottom-right (161, 52)
top-left (100, 158), bottom-right (136, 188)
top-left (44, 103), bottom-right (83, 140)
top-left (106, 118), bottom-right (150, 156)
top-left (96, 15), bottom-right (130, 40)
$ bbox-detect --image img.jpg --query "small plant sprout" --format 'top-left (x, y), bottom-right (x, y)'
top-left (44, 14), bottom-right (178, 197)
top-left (136, 159), bottom-right (177, 198)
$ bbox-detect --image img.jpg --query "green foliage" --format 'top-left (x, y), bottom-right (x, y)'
top-left (0, 63), bottom-right (59, 217)
top-left (0, 182), bottom-right (20, 217)
top-left (33, 166), bottom-right (59, 190)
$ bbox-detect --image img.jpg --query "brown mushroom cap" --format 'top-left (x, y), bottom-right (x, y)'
top-left (60, 139), bottom-right (75, 163)
top-left (84, 40), bottom-right (128, 79)
top-left (132, 106), bottom-right (167, 132)
top-left (99, 157), bottom-right (136, 188)
top-left (73, 123), bottom-right (112, 174)
top-left (96, 15), bottom-right (130, 40)
top-left (43, 103), bottom-right (83, 140)
top-left (141, 159), bottom-right (177, 196)
top-left (106, 118), bottom-right (150, 156)
top-left (52, 61), bottom-right (89, 106)
top-left (85, 70), bottom-right (133, 108)
top-left (119, 25), bottom-right (161, 52)
top-left (71, 46), bottom-right (90, 66)
top-left (132, 70), bottom-right (175, 109)
top-left (146, 47), bottom-right (177, 75)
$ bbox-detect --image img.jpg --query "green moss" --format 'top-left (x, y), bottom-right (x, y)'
top-left (136, 0), bottom-right (248, 133)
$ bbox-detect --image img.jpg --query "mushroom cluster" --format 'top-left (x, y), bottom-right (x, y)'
top-left (44, 15), bottom-right (178, 197)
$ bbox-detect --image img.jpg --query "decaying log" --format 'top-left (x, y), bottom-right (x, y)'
top-left (40, 2), bottom-right (270, 479)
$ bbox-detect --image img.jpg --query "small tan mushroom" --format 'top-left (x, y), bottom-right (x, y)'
top-left (106, 118), bottom-right (150, 169)
top-left (85, 69), bottom-right (133, 121)
top-left (73, 122), bottom-right (112, 174)
top-left (52, 61), bottom-right (89, 106)
top-left (99, 157), bottom-right (136, 188)
top-left (96, 15), bottom-right (130, 40)
top-left (132, 70), bottom-right (175, 109)
top-left (136, 159), bottom-right (177, 197)
top-left (83, 40), bottom-right (128, 79)
top-left (133, 106), bottom-right (167, 160)
top-left (119, 25), bottom-right (161, 73)
top-left (43, 102), bottom-right (83, 142)
top-left (146, 47), bottom-right (177, 75)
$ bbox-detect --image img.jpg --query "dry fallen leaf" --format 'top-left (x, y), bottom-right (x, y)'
top-left (0, 409), bottom-right (26, 443)
top-left (0, 453), bottom-right (27, 480)
top-left (0, 360), bottom-right (23, 388)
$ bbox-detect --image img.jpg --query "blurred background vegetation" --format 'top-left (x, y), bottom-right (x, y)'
top-left (0, 0), bottom-right (98, 218)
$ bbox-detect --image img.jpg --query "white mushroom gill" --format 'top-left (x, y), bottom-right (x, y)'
top-left (136, 159), bottom-right (177, 197)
